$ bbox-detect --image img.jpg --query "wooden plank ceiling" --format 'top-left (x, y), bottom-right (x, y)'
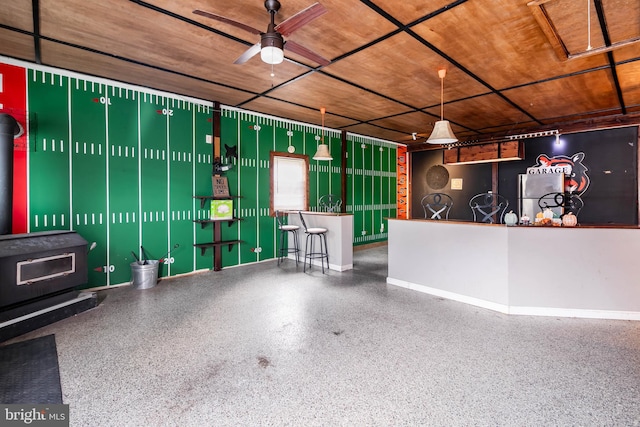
top-left (0, 0), bottom-right (639, 146)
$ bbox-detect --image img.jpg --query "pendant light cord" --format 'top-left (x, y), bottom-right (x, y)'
top-left (587, 0), bottom-right (592, 50)
top-left (321, 107), bottom-right (326, 143)
top-left (440, 74), bottom-right (444, 121)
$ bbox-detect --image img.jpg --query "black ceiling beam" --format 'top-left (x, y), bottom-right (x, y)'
top-left (127, 0), bottom-right (473, 135)
top-left (361, 0), bottom-right (543, 126)
top-left (36, 35), bottom-right (259, 97)
top-left (128, 0), bottom-right (253, 47)
top-left (593, 0), bottom-right (626, 114)
top-left (32, 0), bottom-right (41, 64)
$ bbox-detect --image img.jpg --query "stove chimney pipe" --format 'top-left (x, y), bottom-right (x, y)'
top-left (0, 114), bottom-right (19, 235)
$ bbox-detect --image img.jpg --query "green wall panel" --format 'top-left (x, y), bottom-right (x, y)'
top-left (257, 120), bottom-right (274, 261)
top-left (168, 99), bottom-right (195, 276)
top-left (28, 70), bottom-right (70, 233)
top-left (20, 60), bottom-right (397, 289)
top-left (219, 113), bottom-right (240, 268)
top-left (237, 116), bottom-right (259, 265)
top-left (106, 87), bottom-right (139, 285)
top-left (194, 105), bottom-right (214, 271)
top-left (139, 94), bottom-right (169, 278)
top-left (70, 78), bottom-right (108, 287)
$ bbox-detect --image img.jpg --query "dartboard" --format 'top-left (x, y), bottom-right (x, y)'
top-left (426, 165), bottom-right (450, 190)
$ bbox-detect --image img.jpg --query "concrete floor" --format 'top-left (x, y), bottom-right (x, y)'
top-left (7, 245), bottom-right (640, 426)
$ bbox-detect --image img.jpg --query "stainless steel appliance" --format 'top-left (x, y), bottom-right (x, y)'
top-left (517, 173), bottom-right (565, 219)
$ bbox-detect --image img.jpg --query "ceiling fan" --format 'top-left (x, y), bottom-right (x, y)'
top-left (193, 0), bottom-right (330, 66)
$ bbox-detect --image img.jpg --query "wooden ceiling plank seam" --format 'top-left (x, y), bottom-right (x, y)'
top-left (0, 24), bottom-right (32, 37)
top-left (594, 0), bottom-right (627, 114)
top-left (38, 35), bottom-right (260, 97)
top-left (32, 0), bottom-right (41, 64)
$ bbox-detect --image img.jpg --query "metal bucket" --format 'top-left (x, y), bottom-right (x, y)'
top-left (130, 260), bottom-right (159, 290)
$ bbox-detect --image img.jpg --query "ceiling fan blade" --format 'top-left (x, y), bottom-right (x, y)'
top-left (234, 43), bottom-right (262, 64)
top-left (284, 40), bottom-right (330, 66)
top-left (193, 9), bottom-right (262, 35)
top-left (275, 2), bottom-right (327, 37)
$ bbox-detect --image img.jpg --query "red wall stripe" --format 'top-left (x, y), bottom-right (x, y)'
top-left (0, 63), bottom-right (28, 234)
top-left (396, 145), bottom-right (408, 219)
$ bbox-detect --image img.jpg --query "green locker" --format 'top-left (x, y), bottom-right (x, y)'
top-left (106, 86), bottom-right (140, 285)
top-left (220, 112), bottom-right (240, 268)
top-left (27, 71), bottom-right (70, 234)
top-left (139, 93), bottom-right (169, 276)
top-left (194, 105), bottom-right (214, 271)
top-left (257, 119), bottom-right (275, 261)
top-left (69, 78), bottom-right (109, 286)
top-left (237, 116), bottom-right (259, 266)
top-left (167, 98), bottom-right (195, 276)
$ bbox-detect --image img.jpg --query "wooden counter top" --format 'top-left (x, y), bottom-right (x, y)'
top-left (388, 218), bottom-right (640, 229)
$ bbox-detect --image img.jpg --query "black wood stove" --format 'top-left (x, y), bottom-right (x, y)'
top-left (0, 114), bottom-right (97, 341)
top-left (0, 231), bottom-right (97, 341)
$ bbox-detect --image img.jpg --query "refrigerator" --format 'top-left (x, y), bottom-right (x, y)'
top-left (517, 173), bottom-right (564, 219)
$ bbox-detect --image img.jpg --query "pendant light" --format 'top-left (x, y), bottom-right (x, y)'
top-left (313, 107), bottom-right (332, 161)
top-left (427, 68), bottom-right (458, 144)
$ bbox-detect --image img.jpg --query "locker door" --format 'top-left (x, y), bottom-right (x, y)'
top-left (194, 105), bottom-right (214, 271)
top-left (237, 117), bottom-right (259, 266)
top-left (70, 79), bottom-right (108, 287)
top-left (107, 87), bottom-right (140, 285)
top-left (139, 94), bottom-right (169, 276)
top-left (167, 99), bottom-right (194, 276)
top-left (220, 113), bottom-right (240, 268)
top-left (28, 71), bottom-right (70, 235)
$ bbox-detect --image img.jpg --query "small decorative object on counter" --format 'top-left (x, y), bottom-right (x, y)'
top-left (562, 212), bottom-right (578, 227)
top-left (535, 208), bottom-right (556, 226)
top-left (504, 210), bottom-right (518, 226)
top-left (520, 213), bottom-right (530, 226)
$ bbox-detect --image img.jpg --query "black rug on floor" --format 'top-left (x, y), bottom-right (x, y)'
top-left (0, 334), bottom-right (63, 404)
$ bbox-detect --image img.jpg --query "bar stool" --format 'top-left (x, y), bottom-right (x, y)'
top-left (275, 211), bottom-right (300, 265)
top-left (298, 211), bottom-right (329, 273)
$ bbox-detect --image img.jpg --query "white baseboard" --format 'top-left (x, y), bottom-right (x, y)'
top-left (386, 277), bottom-right (640, 321)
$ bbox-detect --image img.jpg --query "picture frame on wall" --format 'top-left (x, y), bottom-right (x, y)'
top-left (212, 175), bottom-right (230, 198)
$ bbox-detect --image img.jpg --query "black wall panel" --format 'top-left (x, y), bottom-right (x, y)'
top-left (411, 126), bottom-right (638, 225)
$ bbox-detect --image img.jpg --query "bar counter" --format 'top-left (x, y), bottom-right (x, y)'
top-left (387, 218), bottom-right (640, 320)
top-left (287, 211), bottom-right (353, 271)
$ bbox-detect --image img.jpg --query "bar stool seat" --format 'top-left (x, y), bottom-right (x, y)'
top-left (275, 211), bottom-right (300, 265)
top-left (298, 211), bottom-right (329, 273)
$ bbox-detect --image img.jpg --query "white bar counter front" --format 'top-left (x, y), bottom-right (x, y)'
top-left (288, 211), bottom-right (353, 271)
top-left (387, 218), bottom-right (640, 320)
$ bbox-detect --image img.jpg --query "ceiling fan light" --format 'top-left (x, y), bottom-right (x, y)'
top-left (427, 120), bottom-right (458, 144)
top-left (261, 45), bottom-right (284, 64)
top-left (313, 143), bottom-right (332, 161)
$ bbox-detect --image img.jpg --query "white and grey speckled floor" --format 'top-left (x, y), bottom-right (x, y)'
top-left (7, 245), bottom-right (640, 426)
